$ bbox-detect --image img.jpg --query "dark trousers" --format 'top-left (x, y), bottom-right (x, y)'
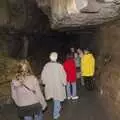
top-left (83, 76), bottom-right (94, 90)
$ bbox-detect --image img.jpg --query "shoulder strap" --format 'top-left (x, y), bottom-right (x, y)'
top-left (22, 84), bottom-right (36, 94)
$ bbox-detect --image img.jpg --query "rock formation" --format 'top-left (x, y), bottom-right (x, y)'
top-left (0, 0), bottom-right (120, 30)
top-left (36, 0), bottom-right (120, 29)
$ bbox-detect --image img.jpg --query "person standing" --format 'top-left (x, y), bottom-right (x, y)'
top-left (74, 52), bottom-right (81, 80)
top-left (81, 49), bottom-right (95, 90)
top-left (63, 53), bottom-right (79, 100)
top-left (41, 52), bottom-right (66, 120)
top-left (11, 60), bottom-right (47, 120)
top-left (77, 48), bottom-right (84, 86)
top-left (74, 52), bottom-right (80, 69)
top-left (70, 47), bottom-right (75, 58)
top-left (77, 48), bottom-right (83, 69)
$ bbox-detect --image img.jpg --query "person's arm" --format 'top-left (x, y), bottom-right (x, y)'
top-left (60, 65), bottom-right (67, 86)
top-left (34, 78), bottom-right (47, 110)
top-left (11, 81), bottom-right (17, 102)
top-left (41, 64), bottom-right (48, 85)
top-left (92, 56), bottom-right (95, 75)
top-left (11, 80), bottom-right (21, 103)
top-left (81, 57), bottom-right (83, 74)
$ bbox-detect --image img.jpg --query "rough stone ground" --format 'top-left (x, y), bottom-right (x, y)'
top-left (0, 86), bottom-right (111, 120)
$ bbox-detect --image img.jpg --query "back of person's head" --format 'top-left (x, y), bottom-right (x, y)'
top-left (74, 53), bottom-right (78, 58)
top-left (49, 52), bottom-right (58, 62)
top-left (77, 48), bottom-right (82, 54)
top-left (15, 60), bottom-right (33, 80)
top-left (70, 47), bottom-right (75, 53)
top-left (66, 52), bottom-right (73, 59)
top-left (84, 48), bottom-right (90, 54)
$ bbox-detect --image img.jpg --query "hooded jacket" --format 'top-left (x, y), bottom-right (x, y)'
top-left (81, 53), bottom-right (95, 77)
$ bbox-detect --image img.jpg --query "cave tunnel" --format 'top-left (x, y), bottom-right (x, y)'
top-left (3, 25), bottom-right (110, 120)
top-left (27, 28), bottom-right (97, 74)
top-left (1, 1), bottom-right (120, 120)
top-left (0, 15), bottom-right (117, 120)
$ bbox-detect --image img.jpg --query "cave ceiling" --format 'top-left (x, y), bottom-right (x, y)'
top-left (37, 0), bottom-right (120, 29)
top-left (0, 0), bottom-right (120, 33)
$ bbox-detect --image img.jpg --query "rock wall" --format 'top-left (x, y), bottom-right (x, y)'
top-left (96, 20), bottom-right (120, 120)
top-left (0, 0), bottom-right (10, 26)
top-left (0, 34), bottom-right (19, 105)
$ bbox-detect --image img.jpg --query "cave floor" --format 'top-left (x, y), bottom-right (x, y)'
top-left (0, 86), bottom-right (111, 120)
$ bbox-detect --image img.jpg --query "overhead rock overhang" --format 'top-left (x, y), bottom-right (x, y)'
top-left (0, 0), bottom-right (120, 32)
top-left (36, 0), bottom-right (120, 29)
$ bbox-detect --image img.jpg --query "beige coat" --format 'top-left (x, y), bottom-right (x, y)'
top-left (41, 62), bottom-right (67, 101)
top-left (11, 75), bottom-right (47, 110)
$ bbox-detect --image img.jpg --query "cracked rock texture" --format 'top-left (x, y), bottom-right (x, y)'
top-left (96, 20), bottom-right (120, 120)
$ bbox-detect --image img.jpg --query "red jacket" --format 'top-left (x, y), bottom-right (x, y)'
top-left (63, 59), bottom-right (76, 83)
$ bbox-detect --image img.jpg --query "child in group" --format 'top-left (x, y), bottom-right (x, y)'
top-left (63, 52), bottom-right (79, 100)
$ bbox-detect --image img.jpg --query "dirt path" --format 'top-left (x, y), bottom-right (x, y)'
top-left (0, 87), bottom-right (110, 120)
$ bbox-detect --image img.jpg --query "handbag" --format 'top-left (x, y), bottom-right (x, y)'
top-left (17, 84), bottom-right (42, 118)
top-left (17, 103), bottom-right (42, 117)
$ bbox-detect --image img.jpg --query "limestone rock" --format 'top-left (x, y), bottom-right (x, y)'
top-left (76, 0), bottom-right (88, 11)
top-left (80, 0), bottom-right (100, 13)
top-left (52, 2), bottom-right (120, 29)
top-left (67, 0), bottom-right (79, 14)
top-left (36, 0), bottom-right (120, 29)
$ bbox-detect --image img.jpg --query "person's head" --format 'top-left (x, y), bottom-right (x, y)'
top-left (49, 52), bottom-right (58, 62)
top-left (70, 47), bottom-right (75, 53)
top-left (77, 48), bottom-right (82, 54)
top-left (74, 53), bottom-right (78, 58)
top-left (15, 60), bottom-right (33, 80)
top-left (77, 48), bottom-right (83, 57)
top-left (84, 49), bottom-right (90, 54)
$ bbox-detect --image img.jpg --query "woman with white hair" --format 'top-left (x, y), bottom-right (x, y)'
top-left (41, 52), bottom-right (67, 120)
top-left (11, 60), bottom-right (47, 120)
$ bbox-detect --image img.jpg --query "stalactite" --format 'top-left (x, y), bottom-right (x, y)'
top-left (67, 0), bottom-right (79, 14)
top-left (50, 0), bottom-right (67, 19)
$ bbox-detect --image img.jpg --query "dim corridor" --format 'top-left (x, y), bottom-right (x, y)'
top-left (0, 86), bottom-right (111, 120)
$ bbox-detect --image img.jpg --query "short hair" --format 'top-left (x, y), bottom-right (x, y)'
top-left (49, 52), bottom-right (58, 61)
